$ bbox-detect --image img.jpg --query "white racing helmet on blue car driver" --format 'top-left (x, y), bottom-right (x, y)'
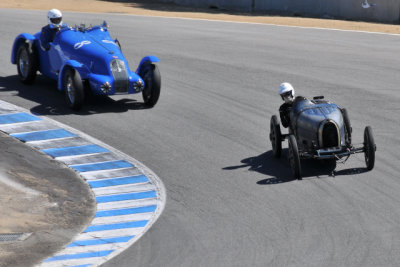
top-left (48, 9), bottom-right (63, 27)
top-left (279, 82), bottom-right (295, 103)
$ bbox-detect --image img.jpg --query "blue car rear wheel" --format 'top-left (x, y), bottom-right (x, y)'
top-left (16, 43), bottom-right (38, 84)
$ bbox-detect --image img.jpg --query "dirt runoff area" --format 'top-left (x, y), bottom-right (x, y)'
top-left (1, 0), bottom-right (400, 34)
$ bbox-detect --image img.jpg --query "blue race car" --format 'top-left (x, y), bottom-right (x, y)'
top-left (11, 21), bottom-right (161, 110)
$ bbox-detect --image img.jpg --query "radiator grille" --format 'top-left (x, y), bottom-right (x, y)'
top-left (322, 122), bottom-right (339, 148)
top-left (110, 59), bottom-right (129, 93)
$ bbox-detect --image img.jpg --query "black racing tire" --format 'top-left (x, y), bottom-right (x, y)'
top-left (270, 115), bottom-right (282, 158)
top-left (288, 135), bottom-right (302, 180)
top-left (341, 108), bottom-right (352, 145)
top-left (16, 42), bottom-right (38, 84)
top-left (364, 126), bottom-right (376, 171)
top-left (64, 69), bottom-right (84, 111)
top-left (141, 64), bottom-right (161, 107)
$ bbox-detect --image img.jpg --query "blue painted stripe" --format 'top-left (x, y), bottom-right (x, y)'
top-left (10, 129), bottom-right (76, 142)
top-left (84, 220), bottom-right (148, 232)
top-left (67, 236), bottom-right (135, 247)
top-left (88, 175), bottom-right (148, 188)
top-left (0, 112), bottom-right (41, 124)
top-left (96, 190), bottom-right (156, 203)
top-left (44, 250), bottom-right (113, 262)
top-left (95, 205), bottom-right (157, 218)
top-left (42, 144), bottom-right (109, 158)
top-left (70, 160), bottom-right (134, 172)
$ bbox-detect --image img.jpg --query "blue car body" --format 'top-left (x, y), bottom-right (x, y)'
top-left (11, 22), bottom-right (159, 96)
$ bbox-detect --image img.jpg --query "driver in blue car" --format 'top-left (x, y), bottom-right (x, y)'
top-left (40, 9), bottom-right (65, 51)
top-left (278, 82), bottom-right (295, 128)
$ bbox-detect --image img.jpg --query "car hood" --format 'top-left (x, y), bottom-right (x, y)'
top-left (59, 27), bottom-right (122, 56)
top-left (48, 27), bottom-right (129, 76)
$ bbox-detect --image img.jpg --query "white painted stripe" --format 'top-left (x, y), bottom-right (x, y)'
top-left (0, 121), bottom-right (55, 134)
top-left (0, 120), bottom-right (40, 128)
top-left (54, 152), bottom-right (109, 161)
top-left (0, 107), bottom-right (14, 113)
top-left (65, 234), bottom-right (133, 243)
top-left (97, 198), bottom-right (158, 211)
top-left (56, 153), bottom-right (117, 165)
top-left (92, 183), bottom-right (155, 196)
top-left (28, 137), bottom-right (91, 150)
top-left (56, 152), bottom-right (111, 163)
top-left (37, 257), bottom-right (98, 267)
top-left (52, 243), bottom-right (124, 256)
top-left (137, 14), bottom-right (400, 36)
top-left (4, 127), bottom-right (60, 136)
top-left (80, 168), bottom-right (141, 180)
top-left (73, 167), bottom-right (133, 175)
top-left (92, 213), bottom-right (153, 225)
top-left (75, 228), bottom-right (144, 240)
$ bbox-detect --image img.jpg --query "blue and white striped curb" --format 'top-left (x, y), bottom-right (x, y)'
top-left (0, 100), bottom-right (166, 267)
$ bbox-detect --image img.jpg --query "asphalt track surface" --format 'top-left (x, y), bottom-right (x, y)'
top-left (1, 8), bottom-right (400, 267)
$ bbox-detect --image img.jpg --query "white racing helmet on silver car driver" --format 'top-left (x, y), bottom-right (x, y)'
top-left (279, 82), bottom-right (295, 103)
top-left (47, 9), bottom-right (63, 27)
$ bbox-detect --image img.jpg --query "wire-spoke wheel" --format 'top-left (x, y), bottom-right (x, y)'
top-left (341, 108), bottom-right (352, 145)
top-left (64, 69), bottom-right (84, 110)
top-left (364, 126), bottom-right (376, 170)
top-left (288, 135), bottom-right (301, 179)
top-left (270, 115), bottom-right (282, 158)
top-left (16, 43), bottom-right (38, 84)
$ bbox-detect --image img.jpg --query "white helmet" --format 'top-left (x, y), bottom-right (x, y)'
top-left (279, 82), bottom-right (295, 103)
top-left (47, 9), bottom-right (62, 27)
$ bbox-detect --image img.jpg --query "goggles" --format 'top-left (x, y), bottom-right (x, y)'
top-left (50, 17), bottom-right (62, 25)
top-left (281, 91), bottom-right (292, 100)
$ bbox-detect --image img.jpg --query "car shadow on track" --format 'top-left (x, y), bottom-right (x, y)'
top-left (222, 150), bottom-right (359, 184)
top-left (0, 75), bottom-right (150, 115)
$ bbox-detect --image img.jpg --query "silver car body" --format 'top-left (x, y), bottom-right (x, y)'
top-left (289, 97), bottom-right (347, 157)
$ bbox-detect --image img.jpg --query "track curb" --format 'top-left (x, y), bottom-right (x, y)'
top-left (0, 100), bottom-right (166, 267)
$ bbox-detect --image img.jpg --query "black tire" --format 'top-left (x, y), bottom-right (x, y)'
top-left (364, 126), bottom-right (376, 170)
top-left (270, 115), bottom-right (282, 158)
top-left (16, 42), bottom-right (38, 84)
top-left (64, 69), bottom-right (84, 110)
top-left (288, 135), bottom-right (302, 179)
top-left (341, 108), bottom-right (352, 145)
top-left (140, 64), bottom-right (161, 107)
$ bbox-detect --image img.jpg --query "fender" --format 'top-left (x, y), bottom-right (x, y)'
top-left (136, 55), bottom-right (160, 74)
top-left (57, 60), bottom-right (89, 90)
top-left (11, 33), bottom-right (37, 64)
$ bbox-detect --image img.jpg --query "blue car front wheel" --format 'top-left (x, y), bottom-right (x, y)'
top-left (64, 69), bottom-right (84, 111)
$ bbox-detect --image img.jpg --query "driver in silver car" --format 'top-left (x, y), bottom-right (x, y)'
top-left (278, 82), bottom-right (295, 128)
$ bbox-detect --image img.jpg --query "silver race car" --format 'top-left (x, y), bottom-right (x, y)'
top-left (270, 96), bottom-right (376, 179)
